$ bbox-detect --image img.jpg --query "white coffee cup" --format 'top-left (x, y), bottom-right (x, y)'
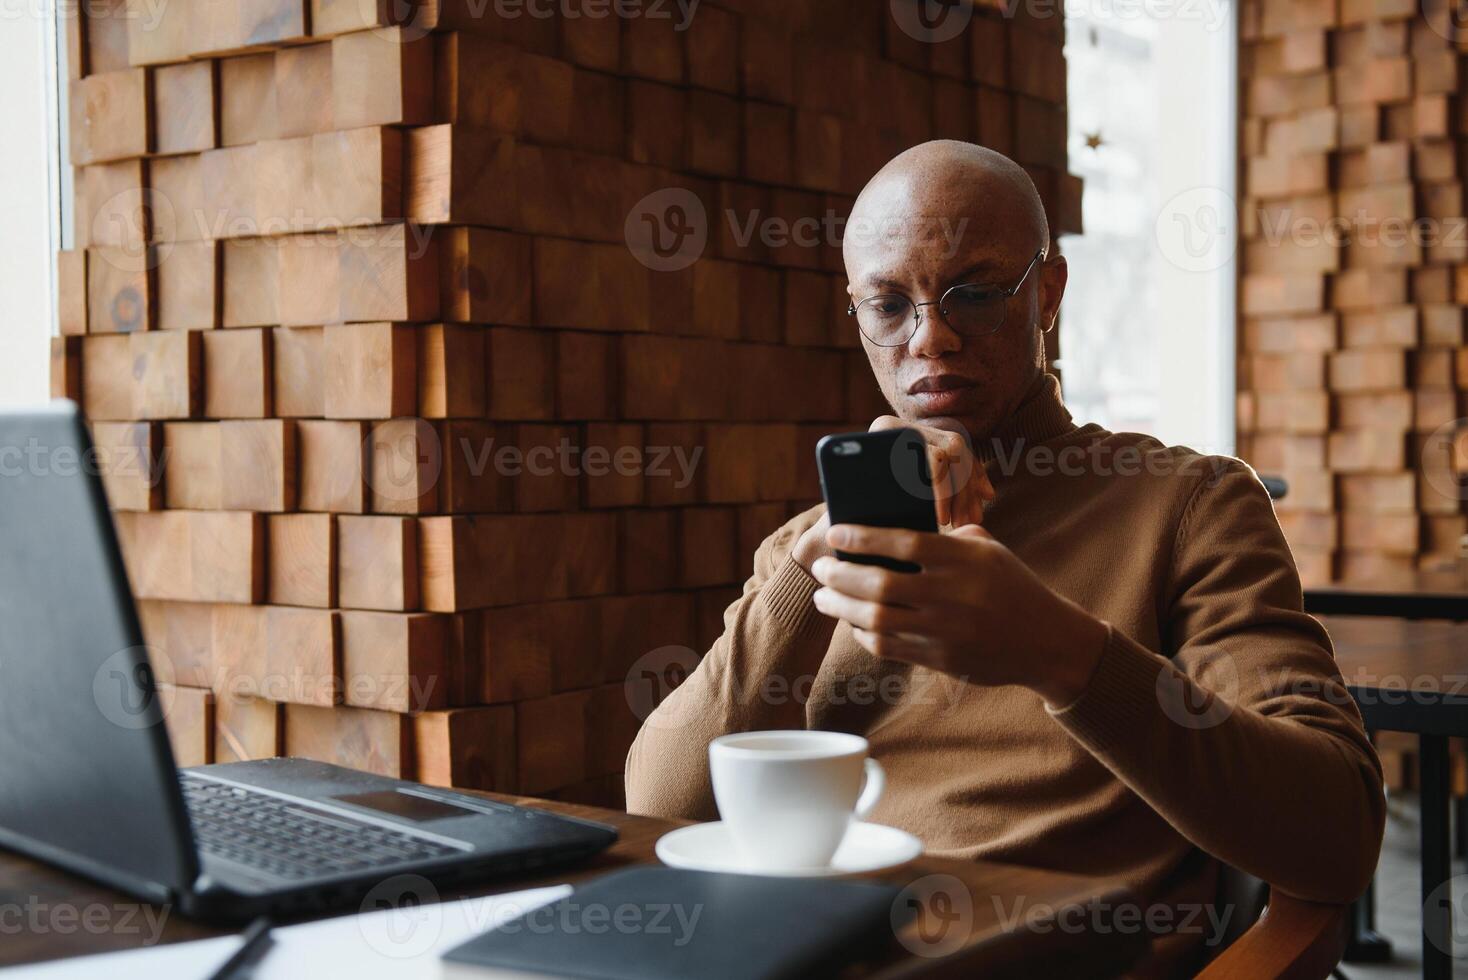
top-left (709, 730), bottom-right (885, 872)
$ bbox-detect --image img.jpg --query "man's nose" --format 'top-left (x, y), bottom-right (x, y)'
top-left (908, 303), bottom-right (964, 358)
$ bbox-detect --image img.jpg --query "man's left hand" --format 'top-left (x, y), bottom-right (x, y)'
top-left (810, 523), bottom-right (1108, 708)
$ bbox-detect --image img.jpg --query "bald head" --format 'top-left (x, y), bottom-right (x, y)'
top-left (841, 140), bottom-right (1066, 441)
top-left (846, 141), bottom-right (1049, 263)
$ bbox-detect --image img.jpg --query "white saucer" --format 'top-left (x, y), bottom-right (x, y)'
top-left (655, 821), bottom-right (923, 878)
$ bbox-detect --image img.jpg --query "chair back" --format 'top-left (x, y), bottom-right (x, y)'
top-left (1204, 864), bottom-right (1269, 960)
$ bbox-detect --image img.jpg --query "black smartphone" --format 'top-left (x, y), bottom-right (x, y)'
top-left (816, 428), bottom-right (939, 573)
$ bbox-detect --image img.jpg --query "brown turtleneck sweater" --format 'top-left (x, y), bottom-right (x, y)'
top-left (624, 376), bottom-right (1384, 970)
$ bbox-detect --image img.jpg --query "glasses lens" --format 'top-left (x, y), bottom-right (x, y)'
top-left (855, 294), bottom-right (915, 346)
top-left (942, 285), bottom-right (1008, 335)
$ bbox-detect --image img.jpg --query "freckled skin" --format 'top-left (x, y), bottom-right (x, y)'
top-left (844, 140), bottom-right (1070, 442)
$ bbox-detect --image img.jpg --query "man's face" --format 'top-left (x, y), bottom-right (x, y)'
top-left (844, 216), bottom-right (1061, 441)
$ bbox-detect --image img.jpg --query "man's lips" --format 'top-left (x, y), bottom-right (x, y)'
top-left (907, 375), bottom-right (979, 395)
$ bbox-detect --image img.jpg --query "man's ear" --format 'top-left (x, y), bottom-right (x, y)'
top-left (1038, 253), bottom-right (1068, 332)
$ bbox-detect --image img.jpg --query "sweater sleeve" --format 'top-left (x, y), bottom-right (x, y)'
top-left (623, 509), bottom-right (838, 821)
top-left (1047, 458), bottom-right (1386, 904)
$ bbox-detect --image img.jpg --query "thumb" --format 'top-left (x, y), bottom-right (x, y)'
top-left (950, 523), bottom-right (993, 540)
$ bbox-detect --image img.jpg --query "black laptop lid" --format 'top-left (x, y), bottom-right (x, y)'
top-left (0, 403), bottom-right (198, 897)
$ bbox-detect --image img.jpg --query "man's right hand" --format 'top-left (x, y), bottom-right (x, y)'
top-left (793, 418), bottom-right (995, 571)
top-left (868, 416), bottom-right (995, 529)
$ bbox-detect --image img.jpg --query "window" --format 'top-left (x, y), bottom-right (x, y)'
top-left (0, 6), bottom-right (64, 407)
top-left (1059, 0), bottom-right (1237, 455)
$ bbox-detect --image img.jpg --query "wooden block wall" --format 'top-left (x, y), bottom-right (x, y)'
top-left (1237, 0), bottom-right (1468, 585)
top-left (59, 0), bottom-right (1077, 807)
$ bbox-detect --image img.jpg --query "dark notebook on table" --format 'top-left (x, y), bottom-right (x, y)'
top-left (441, 867), bottom-right (909, 980)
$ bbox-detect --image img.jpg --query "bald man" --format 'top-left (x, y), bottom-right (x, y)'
top-left (625, 142), bottom-right (1383, 974)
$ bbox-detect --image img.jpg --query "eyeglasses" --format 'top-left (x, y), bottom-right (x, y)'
top-left (846, 249), bottom-right (1048, 348)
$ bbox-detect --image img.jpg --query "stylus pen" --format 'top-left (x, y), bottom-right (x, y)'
top-left (205, 916), bottom-right (274, 980)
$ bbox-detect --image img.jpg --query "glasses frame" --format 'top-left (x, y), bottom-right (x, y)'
top-left (846, 248), bottom-right (1049, 348)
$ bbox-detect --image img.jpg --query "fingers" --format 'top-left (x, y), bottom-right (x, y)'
top-left (850, 626), bottom-right (939, 665)
top-left (827, 523), bottom-right (974, 567)
top-left (810, 556), bottom-right (930, 604)
top-left (868, 415), bottom-right (998, 529)
top-left (812, 587), bottom-right (924, 634)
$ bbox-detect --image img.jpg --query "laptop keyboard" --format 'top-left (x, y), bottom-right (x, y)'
top-left (182, 774), bottom-right (459, 880)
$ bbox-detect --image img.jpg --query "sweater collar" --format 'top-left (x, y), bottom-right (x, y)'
top-left (974, 373), bottom-right (1076, 466)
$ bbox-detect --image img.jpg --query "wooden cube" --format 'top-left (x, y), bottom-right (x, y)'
top-left (265, 606), bottom-right (341, 707)
top-left (323, 322), bottom-right (416, 419)
top-left (341, 610), bottom-right (447, 712)
top-left (296, 419), bottom-right (368, 513)
top-left (268, 513), bottom-right (336, 608)
top-left (419, 324), bottom-right (486, 418)
top-left (91, 421), bottom-right (162, 511)
top-left (332, 27), bottom-right (433, 129)
top-left (369, 418), bottom-right (440, 514)
top-left (154, 61), bottom-right (217, 156)
top-left (202, 327), bottom-right (271, 418)
top-left (285, 703), bottom-right (410, 778)
top-left (215, 693), bottom-right (282, 763)
top-left (515, 690), bottom-right (590, 794)
top-left (131, 330), bottom-right (201, 419)
top-left (219, 419), bottom-right (297, 511)
top-left (116, 511), bottom-right (263, 604)
top-left (414, 707), bottom-right (516, 791)
top-left (338, 515), bottom-right (420, 611)
top-left (438, 226), bottom-right (532, 326)
top-left (157, 240), bottom-right (220, 331)
top-left (220, 52), bottom-right (278, 147)
top-left (272, 325), bottom-right (323, 417)
top-left (70, 67), bottom-right (149, 165)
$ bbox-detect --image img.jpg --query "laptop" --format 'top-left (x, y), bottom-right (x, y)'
top-left (0, 403), bottom-right (617, 923)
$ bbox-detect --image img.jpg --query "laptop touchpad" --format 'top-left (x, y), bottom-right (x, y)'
top-left (333, 790), bottom-right (477, 823)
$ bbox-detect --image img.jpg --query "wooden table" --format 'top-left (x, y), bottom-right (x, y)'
top-left (1322, 615), bottom-right (1468, 980)
top-left (1306, 571), bottom-right (1468, 620)
top-left (0, 791), bottom-right (1146, 978)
